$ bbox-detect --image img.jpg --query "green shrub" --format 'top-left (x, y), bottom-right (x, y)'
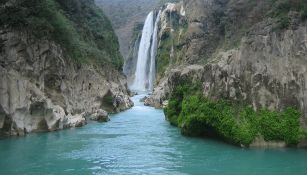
top-left (177, 95), bottom-right (258, 145)
top-left (165, 82), bottom-right (304, 146)
top-left (274, 15), bottom-right (290, 30)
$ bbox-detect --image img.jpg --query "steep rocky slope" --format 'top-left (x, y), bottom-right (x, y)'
top-left (146, 0), bottom-right (307, 147)
top-left (0, 0), bottom-right (133, 136)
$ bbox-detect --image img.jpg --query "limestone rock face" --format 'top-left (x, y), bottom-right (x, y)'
top-left (149, 0), bottom-right (307, 124)
top-left (0, 30), bottom-right (133, 136)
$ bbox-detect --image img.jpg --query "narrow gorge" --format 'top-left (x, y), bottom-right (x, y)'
top-left (0, 0), bottom-right (307, 174)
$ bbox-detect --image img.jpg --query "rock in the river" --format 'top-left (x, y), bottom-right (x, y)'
top-left (140, 96), bottom-right (148, 102)
top-left (113, 95), bottom-right (134, 113)
top-left (64, 114), bottom-right (86, 128)
top-left (89, 109), bottom-right (110, 122)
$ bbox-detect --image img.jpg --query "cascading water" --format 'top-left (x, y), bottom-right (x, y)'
top-left (131, 11), bottom-right (161, 92)
top-left (149, 10), bottom-right (161, 91)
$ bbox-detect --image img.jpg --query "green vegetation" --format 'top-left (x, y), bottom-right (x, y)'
top-left (103, 95), bottom-right (114, 106)
top-left (0, 0), bottom-right (122, 69)
top-left (156, 32), bottom-right (172, 79)
top-left (269, 0), bottom-right (307, 30)
top-left (165, 82), bottom-right (305, 146)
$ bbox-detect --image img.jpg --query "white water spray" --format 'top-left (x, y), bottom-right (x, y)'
top-left (148, 10), bottom-right (161, 91)
top-left (131, 11), bottom-right (161, 92)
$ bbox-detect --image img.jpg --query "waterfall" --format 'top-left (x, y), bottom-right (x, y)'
top-left (131, 11), bottom-right (161, 92)
top-left (148, 10), bottom-right (161, 91)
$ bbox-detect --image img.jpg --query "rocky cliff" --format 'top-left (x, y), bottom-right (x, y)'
top-left (149, 0), bottom-right (307, 114)
top-left (145, 0), bottom-right (307, 146)
top-left (0, 0), bottom-right (133, 136)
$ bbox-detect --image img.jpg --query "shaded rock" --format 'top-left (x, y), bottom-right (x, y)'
top-left (298, 139), bottom-right (307, 148)
top-left (249, 136), bottom-right (286, 148)
top-left (128, 90), bottom-right (137, 97)
top-left (45, 105), bottom-right (65, 131)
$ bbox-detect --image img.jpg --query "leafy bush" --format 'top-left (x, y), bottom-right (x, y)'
top-left (165, 83), bottom-right (304, 146)
top-left (258, 108), bottom-right (301, 144)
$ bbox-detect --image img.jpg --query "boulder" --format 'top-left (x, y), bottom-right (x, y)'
top-left (140, 96), bottom-right (148, 102)
top-left (113, 95), bottom-right (134, 112)
top-left (89, 109), bottom-right (110, 122)
top-left (63, 114), bottom-right (86, 128)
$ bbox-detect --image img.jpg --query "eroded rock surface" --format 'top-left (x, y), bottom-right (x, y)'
top-left (0, 30), bottom-right (133, 136)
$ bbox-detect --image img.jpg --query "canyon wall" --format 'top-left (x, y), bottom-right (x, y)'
top-left (0, 0), bottom-right (133, 136)
top-left (147, 0), bottom-right (307, 125)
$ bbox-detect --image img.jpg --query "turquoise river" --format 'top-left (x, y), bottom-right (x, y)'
top-left (0, 94), bottom-right (307, 175)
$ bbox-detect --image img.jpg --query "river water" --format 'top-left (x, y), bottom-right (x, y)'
top-left (0, 94), bottom-right (306, 175)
